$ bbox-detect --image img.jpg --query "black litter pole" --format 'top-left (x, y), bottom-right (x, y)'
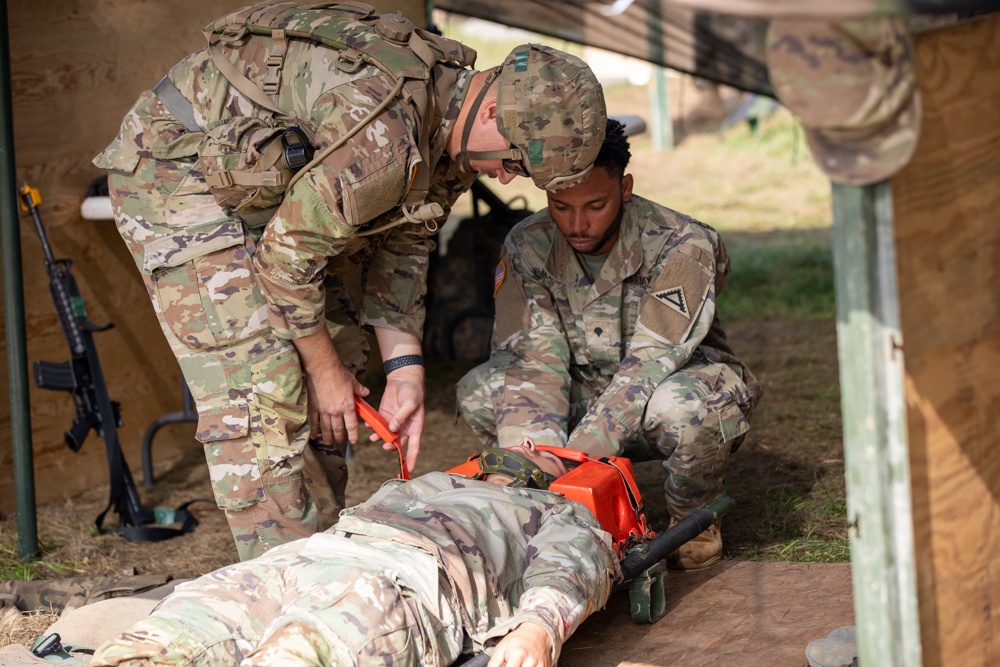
top-left (0, 1), bottom-right (39, 561)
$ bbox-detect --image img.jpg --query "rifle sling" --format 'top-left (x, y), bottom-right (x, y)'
top-left (152, 76), bottom-right (202, 133)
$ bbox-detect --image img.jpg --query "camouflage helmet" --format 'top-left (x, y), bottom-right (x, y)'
top-left (475, 448), bottom-right (555, 490)
top-left (461, 44), bottom-right (607, 192)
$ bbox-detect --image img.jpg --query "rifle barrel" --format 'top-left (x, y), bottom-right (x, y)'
top-left (20, 186), bottom-right (57, 268)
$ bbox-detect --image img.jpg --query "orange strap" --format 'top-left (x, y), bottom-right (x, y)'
top-left (354, 396), bottom-right (410, 480)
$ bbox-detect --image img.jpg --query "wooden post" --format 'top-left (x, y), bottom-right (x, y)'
top-left (832, 182), bottom-right (921, 667)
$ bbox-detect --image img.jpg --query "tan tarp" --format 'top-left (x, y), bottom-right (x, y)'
top-left (669, 0), bottom-right (992, 17)
top-left (432, 0), bottom-right (992, 94)
top-left (435, 0), bottom-right (773, 94)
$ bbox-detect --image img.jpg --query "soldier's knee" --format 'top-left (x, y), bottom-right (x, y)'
top-left (456, 363), bottom-right (486, 397)
top-left (455, 365), bottom-right (491, 417)
top-left (645, 389), bottom-right (750, 456)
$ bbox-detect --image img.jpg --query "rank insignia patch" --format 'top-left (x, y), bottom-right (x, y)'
top-left (493, 261), bottom-right (506, 298)
top-left (652, 286), bottom-right (689, 318)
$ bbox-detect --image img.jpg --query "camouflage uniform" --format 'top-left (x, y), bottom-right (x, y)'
top-left (89, 472), bottom-right (618, 667)
top-left (457, 195), bottom-right (762, 518)
top-left (93, 10), bottom-right (478, 560)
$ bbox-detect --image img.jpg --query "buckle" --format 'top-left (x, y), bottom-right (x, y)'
top-left (204, 168), bottom-right (234, 189)
top-left (335, 49), bottom-right (364, 73)
top-left (31, 633), bottom-right (65, 659)
top-left (219, 25), bottom-right (248, 43)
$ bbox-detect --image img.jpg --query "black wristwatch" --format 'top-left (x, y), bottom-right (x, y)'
top-left (383, 354), bottom-right (424, 375)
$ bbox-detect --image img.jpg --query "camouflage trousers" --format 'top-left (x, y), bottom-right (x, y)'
top-left (457, 353), bottom-right (760, 518)
top-left (109, 157), bottom-right (370, 561)
top-left (89, 533), bottom-right (463, 667)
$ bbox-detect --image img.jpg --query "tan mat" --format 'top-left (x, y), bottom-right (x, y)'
top-left (561, 561), bottom-right (854, 667)
top-left (2, 562), bottom-right (852, 666)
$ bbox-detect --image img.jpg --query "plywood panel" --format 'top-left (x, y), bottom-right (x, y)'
top-left (0, 0), bottom-right (427, 513)
top-left (891, 14), bottom-right (1000, 667)
top-left (564, 561), bottom-right (854, 666)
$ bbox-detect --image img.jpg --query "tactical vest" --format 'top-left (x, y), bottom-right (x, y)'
top-left (183, 2), bottom-right (475, 225)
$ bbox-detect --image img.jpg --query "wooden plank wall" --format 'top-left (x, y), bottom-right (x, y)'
top-left (892, 15), bottom-right (1000, 667)
top-left (0, 0), bottom-right (425, 514)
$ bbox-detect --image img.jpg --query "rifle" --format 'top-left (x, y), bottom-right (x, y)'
top-left (21, 183), bottom-right (203, 541)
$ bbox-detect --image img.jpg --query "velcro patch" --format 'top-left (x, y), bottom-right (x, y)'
top-left (640, 252), bottom-right (712, 344)
top-left (513, 50), bottom-right (530, 72)
top-left (492, 254), bottom-right (530, 346)
top-left (528, 139), bottom-right (543, 165)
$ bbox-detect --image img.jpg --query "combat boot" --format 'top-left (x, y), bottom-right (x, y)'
top-left (666, 520), bottom-right (723, 571)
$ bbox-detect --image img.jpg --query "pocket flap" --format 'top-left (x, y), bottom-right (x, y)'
top-left (196, 399), bottom-right (250, 444)
top-left (143, 219), bottom-right (245, 273)
top-left (339, 137), bottom-right (410, 227)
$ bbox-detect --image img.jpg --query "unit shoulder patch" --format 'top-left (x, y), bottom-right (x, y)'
top-left (650, 286), bottom-right (689, 318)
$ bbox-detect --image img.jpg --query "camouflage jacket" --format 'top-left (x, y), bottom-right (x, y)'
top-left (489, 195), bottom-right (740, 455)
top-left (334, 472), bottom-right (619, 661)
top-left (94, 30), bottom-right (476, 340)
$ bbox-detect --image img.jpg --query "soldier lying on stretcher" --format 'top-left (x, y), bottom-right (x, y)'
top-left (87, 439), bottom-right (619, 667)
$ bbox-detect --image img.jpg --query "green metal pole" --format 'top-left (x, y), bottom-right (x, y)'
top-left (647, 4), bottom-right (673, 151)
top-left (649, 67), bottom-right (674, 151)
top-left (0, 1), bottom-right (39, 561)
top-left (832, 182), bottom-right (920, 667)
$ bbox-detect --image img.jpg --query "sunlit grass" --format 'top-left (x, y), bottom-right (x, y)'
top-left (720, 235), bottom-right (835, 321)
top-left (0, 528), bottom-right (84, 580)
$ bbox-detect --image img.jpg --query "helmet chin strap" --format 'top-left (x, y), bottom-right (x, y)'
top-left (458, 68), bottom-right (521, 172)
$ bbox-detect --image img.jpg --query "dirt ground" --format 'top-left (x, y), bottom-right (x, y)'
top-left (0, 315), bottom-right (844, 578)
top-left (0, 316), bottom-right (845, 666)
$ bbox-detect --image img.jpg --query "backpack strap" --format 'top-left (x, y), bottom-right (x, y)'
top-left (261, 28), bottom-right (289, 104)
top-left (205, 32), bottom-right (285, 120)
top-left (203, 2), bottom-right (465, 209)
top-left (401, 30), bottom-right (438, 205)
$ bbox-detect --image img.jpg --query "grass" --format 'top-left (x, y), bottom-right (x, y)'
top-left (0, 529), bottom-right (83, 580)
top-left (719, 234), bottom-right (836, 321)
top-left (733, 487), bottom-right (850, 563)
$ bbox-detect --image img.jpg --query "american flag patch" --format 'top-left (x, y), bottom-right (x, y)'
top-left (493, 261), bottom-right (506, 297)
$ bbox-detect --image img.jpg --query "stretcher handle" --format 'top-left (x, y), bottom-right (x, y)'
top-left (354, 396), bottom-right (410, 480)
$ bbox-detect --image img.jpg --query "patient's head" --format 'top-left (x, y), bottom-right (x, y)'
top-left (478, 438), bottom-right (569, 489)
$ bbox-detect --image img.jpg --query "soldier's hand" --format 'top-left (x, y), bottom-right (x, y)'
top-left (305, 362), bottom-right (368, 445)
top-left (488, 622), bottom-right (553, 667)
top-left (371, 365), bottom-right (425, 472)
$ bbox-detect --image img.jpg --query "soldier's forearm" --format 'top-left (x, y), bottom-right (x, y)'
top-left (374, 327), bottom-right (422, 364)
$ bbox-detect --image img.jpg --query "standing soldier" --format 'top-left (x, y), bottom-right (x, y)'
top-left (457, 119), bottom-right (760, 570)
top-left (93, 2), bottom-right (606, 560)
